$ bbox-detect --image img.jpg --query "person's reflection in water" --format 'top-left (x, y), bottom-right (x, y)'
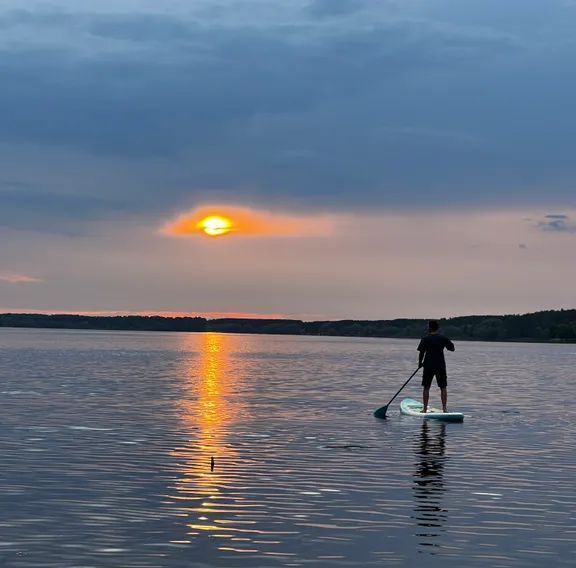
top-left (412, 421), bottom-right (448, 553)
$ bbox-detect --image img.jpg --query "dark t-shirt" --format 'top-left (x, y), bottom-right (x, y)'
top-left (417, 333), bottom-right (455, 369)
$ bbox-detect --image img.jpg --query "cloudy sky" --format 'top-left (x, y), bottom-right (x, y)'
top-left (1, 0), bottom-right (575, 319)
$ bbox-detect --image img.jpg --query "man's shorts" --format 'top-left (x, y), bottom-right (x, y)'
top-left (422, 367), bottom-right (447, 389)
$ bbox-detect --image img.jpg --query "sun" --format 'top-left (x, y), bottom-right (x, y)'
top-left (197, 215), bottom-right (233, 237)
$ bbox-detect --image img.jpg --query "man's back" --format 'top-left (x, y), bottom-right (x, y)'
top-left (418, 333), bottom-right (455, 368)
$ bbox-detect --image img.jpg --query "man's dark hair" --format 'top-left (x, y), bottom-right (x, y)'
top-left (428, 320), bottom-right (439, 332)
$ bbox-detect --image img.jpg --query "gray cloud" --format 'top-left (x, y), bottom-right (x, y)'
top-left (0, 9), bottom-right (196, 43)
top-left (0, 25), bottom-right (430, 155)
top-left (538, 214), bottom-right (576, 234)
top-left (0, 2), bottom-right (575, 234)
top-left (0, 186), bottom-right (130, 234)
top-left (307, 0), bottom-right (367, 18)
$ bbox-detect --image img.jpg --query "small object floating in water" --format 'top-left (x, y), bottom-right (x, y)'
top-left (210, 456), bottom-right (215, 471)
top-left (399, 398), bottom-right (464, 423)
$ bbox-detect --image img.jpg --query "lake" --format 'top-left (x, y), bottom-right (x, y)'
top-left (0, 329), bottom-right (574, 567)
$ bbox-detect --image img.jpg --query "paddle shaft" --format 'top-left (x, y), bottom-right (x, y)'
top-left (384, 366), bottom-right (421, 409)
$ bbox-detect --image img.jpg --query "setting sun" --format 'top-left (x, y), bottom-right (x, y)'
top-left (198, 215), bottom-right (233, 237)
top-left (161, 205), bottom-right (336, 239)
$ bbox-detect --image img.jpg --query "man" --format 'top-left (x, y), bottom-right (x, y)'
top-left (417, 320), bottom-right (455, 413)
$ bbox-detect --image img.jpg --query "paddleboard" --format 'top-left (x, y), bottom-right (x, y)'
top-left (400, 398), bottom-right (464, 422)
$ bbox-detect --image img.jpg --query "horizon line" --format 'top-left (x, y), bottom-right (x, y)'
top-left (1, 307), bottom-right (575, 323)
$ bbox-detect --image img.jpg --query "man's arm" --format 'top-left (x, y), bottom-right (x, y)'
top-left (417, 339), bottom-right (425, 367)
top-left (446, 338), bottom-right (455, 352)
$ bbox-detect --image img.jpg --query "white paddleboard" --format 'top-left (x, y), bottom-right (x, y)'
top-left (400, 398), bottom-right (464, 422)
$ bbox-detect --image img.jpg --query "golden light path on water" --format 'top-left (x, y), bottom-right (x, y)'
top-left (169, 333), bottom-right (256, 551)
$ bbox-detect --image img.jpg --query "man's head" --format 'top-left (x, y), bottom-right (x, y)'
top-left (428, 320), bottom-right (439, 333)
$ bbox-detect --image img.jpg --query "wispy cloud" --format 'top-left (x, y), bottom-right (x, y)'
top-left (537, 214), bottom-right (576, 234)
top-left (0, 272), bottom-right (43, 284)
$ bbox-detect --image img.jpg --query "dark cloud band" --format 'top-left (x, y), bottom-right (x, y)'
top-left (0, 2), bottom-right (575, 233)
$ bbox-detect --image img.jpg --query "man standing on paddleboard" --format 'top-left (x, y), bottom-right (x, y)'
top-left (417, 320), bottom-right (455, 413)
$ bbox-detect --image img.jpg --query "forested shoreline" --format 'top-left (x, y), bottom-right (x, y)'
top-left (1, 309), bottom-right (576, 342)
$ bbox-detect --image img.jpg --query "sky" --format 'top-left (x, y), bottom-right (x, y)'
top-left (1, 0), bottom-right (576, 320)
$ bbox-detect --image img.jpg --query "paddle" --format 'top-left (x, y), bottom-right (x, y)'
top-left (373, 366), bottom-right (421, 419)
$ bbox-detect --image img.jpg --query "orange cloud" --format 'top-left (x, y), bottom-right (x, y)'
top-left (0, 272), bottom-right (42, 284)
top-left (161, 205), bottom-right (335, 238)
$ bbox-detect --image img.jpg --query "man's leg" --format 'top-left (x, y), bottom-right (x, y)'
top-left (440, 387), bottom-right (448, 413)
top-left (421, 368), bottom-right (432, 412)
top-left (422, 388), bottom-right (430, 413)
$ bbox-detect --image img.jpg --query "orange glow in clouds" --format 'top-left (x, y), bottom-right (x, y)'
top-left (161, 205), bottom-right (335, 238)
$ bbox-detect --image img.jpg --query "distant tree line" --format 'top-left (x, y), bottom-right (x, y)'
top-left (1, 310), bottom-right (576, 342)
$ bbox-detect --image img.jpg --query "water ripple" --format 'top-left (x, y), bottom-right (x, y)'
top-left (0, 329), bottom-right (574, 566)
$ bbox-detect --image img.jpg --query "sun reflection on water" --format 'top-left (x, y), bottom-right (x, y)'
top-left (170, 332), bottom-right (246, 544)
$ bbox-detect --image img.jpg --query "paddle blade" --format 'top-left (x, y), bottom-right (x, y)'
top-left (373, 405), bottom-right (388, 419)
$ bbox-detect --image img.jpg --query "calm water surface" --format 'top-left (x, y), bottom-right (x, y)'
top-left (0, 329), bottom-right (574, 567)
